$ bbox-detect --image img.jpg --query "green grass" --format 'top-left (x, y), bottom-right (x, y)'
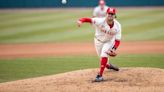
top-left (0, 8), bottom-right (164, 43)
top-left (0, 54), bottom-right (164, 83)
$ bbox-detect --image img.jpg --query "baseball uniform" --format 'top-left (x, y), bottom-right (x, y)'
top-left (92, 17), bottom-right (121, 57)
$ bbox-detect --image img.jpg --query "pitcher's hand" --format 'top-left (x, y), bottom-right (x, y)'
top-left (77, 20), bottom-right (83, 27)
top-left (106, 49), bottom-right (117, 57)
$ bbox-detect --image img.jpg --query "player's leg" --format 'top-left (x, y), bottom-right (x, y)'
top-left (95, 57), bottom-right (108, 82)
top-left (94, 38), bottom-right (105, 82)
top-left (106, 62), bottom-right (119, 71)
top-left (99, 41), bottom-right (113, 74)
top-left (94, 38), bottom-right (103, 56)
top-left (105, 41), bottom-right (119, 71)
top-left (95, 41), bottom-right (113, 81)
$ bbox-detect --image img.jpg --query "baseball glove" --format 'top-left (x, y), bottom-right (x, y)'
top-left (106, 50), bottom-right (117, 57)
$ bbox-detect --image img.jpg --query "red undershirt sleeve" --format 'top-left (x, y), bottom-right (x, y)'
top-left (79, 18), bottom-right (92, 23)
top-left (113, 40), bottom-right (120, 50)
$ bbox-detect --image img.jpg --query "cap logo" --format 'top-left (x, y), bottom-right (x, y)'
top-left (110, 8), bottom-right (113, 12)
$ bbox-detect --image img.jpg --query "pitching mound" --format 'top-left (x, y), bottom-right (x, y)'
top-left (0, 68), bottom-right (164, 92)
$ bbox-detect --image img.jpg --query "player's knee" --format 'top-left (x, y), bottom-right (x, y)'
top-left (100, 52), bottom-right (108, 58)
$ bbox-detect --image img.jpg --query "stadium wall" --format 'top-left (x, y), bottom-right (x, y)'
top-left (0, 0), bottom-right (164, 8)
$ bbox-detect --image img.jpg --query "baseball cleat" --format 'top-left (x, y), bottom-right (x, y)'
top-left (109, 63), bottom-right (119, 71)
top-left (95, 74), bottom-right (104, 82)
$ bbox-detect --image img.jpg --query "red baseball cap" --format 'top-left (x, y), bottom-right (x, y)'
top-left (106, 7), bottom-right (116, 14)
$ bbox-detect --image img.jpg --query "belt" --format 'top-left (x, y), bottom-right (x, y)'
top-left (95, 37), bottom-right (109, 43)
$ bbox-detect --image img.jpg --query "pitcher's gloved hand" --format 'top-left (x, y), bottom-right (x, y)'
top-left (105, 49), bottom-right (117, 57)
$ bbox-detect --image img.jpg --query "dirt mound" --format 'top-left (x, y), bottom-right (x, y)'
top-left (0, 68), bottom-right (164, 92)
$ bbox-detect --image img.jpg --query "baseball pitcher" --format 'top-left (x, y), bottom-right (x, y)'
top-left (77, 7), bottom-right (121, 82)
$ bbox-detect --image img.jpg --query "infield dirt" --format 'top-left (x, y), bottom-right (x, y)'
top-left (0, 68), bottom-right (164, 92)
top-left (0, 41), bottom-right (164, 58)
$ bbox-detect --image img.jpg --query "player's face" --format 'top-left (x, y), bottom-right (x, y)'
top-left (100, 4), bottom-right (105, 9)
top-left (106, 13), bottom-right (115, 21)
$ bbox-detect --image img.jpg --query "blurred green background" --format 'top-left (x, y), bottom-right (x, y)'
top-left (0, 8), bottom-right (164, 43)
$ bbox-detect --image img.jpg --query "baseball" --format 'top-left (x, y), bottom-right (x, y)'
top-left (62, 0), bottom-right (67, 4)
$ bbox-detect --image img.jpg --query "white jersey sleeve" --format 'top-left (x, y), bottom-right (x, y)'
top-left (91, 17), bottom-right (105, 27)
